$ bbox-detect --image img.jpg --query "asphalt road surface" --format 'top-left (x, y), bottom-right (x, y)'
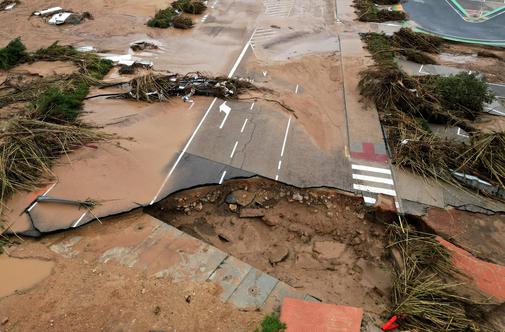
top-left (403, 0), bottom-right (505, 44)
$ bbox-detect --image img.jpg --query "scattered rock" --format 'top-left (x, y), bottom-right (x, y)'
top-left (194, 202), bottom-right (203, 211)
top-left (326, 211), bottom-right (334, 218)
top-left (313, 241), bottom-right (346, 260)
top-left (231, 190), bottom-right (255, 206)
top-left (1, 317), bottom-right (8, 325)
top-left (228, 203), bottom-right (238, 213)
top-left (141, 288), bottom-right (146, 294)
top-left (292, 192), bottom-right (303, 202)
top-left (267, 244), bottom-right (289, 264)
top-left (217, 229), bottom-right (234, 242)
top-left (239, 208), bottom-right (266, 218)
top-left (130, 41), bottom-right (159, 51)
top-left (185, 295), bottom-right (192, 303)
top-left (262, 214), bottom-right (282, 226)
top-left (153, 306), bottom-right (161, 315)
top-left (225, 193), bottom-right (237, 204)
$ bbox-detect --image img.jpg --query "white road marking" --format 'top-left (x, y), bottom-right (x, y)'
top-left (277, 160), bottom-right (282, 170)
top-left (228, 29), bottom-right (256, 78)
top-left (188, 101), bottom-right (195, 110)
top-left (150, 30), bottom-right (256, 205)
top-left (26, 182), bottom-right (57, 212)
top-left (150, 97), bottom-right (218, 205)
top-left (219, 170), bottom-right (227, 184)
top-left (353, 184), bottom-right (397, 196)
top-left (275, 174), bottom-right (279, 180)
top-left (218, 101), bottom-right (231, 129)
top-left (230, 141), bottom-right (239, 158)
top-left (457, 127), bottom-right (470, 138)
top-left (72, 211), bottom-right (87, 228)
top-left (352, 174), bottom-right (394, 185)
top-left (250, 102), bottom-right (255, 110)
top-left (488, 82), bottom-right (505, 87)
top-left (294, 84), bottom-right (299, 94)
top-left (363, 196), bottom-right (376, 204)
top-left (280, 116), bottom-right (292, 157)
top-left (351, 164), bottom-right (391, 174)
top-left (240, 118), bottom-right (248, 133)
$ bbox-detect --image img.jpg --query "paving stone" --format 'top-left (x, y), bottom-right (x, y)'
top-left (262, 282), bottom-right (305, 312)
top-left (145, 234), bottom-right (228, 282)
top-left (227, 268), bottom-right (279, 309)
top-left (280, 297), bottom-right (363, 332)
top-left (208, 255), bottom-right (252, 301)
top-left (437, 236), bottom-right (505, 302)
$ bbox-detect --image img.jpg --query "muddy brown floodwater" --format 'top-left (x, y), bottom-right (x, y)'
top-left (0, 254), bottom-right (54, 297)
top-left (147, 177), bottom-right (393, 322)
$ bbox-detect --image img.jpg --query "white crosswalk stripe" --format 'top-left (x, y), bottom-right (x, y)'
top-left (263, 0), bottom-right (294, 17)
top-left (351, 163), bottom-right (398, 207)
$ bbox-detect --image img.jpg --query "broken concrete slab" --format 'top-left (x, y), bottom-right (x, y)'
top-left (280, 297), bottom-right (363, 332)
top-left (313, 241), bottom-right (346, 260)
top-left (437, 237), bottom-right (505, 302)
top-left (239, 208), bottom-right (266, 218)
top-left (262, 282), bottom-right (305, 312)
top-left (422, 207), bottom-right (505, 266)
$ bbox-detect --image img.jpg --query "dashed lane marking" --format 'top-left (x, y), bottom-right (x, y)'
top-left (71, 211), bottom-right (87, 228)
top-left (230, 141), bottom-right (239, 158)
top-left (219, 170), bottom-right (227, 184)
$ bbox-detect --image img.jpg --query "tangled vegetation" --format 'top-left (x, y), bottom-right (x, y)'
top-left (353, 0), bottom-right (406, 22)
top-left (387, 220), bottom-right (490, 331)
top-left (0, 38), bottom-right (28, 70)
top-left (359, 29), bottom-right (504, 195)
top-left (171, 0), bottom-right (207, 14)
top-left (149, 0), bottom-right (207, 28)
top-left (0, 39), bottom-right (113, 226)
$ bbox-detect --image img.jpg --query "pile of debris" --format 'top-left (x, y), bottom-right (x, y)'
top-left (353, 0), bottom-right (406, 22)
top-left (0, 39), bottom-right (113, 218)
top-left (112, 72), bottom-right (256, 102)
top-left (0, 0), bottom-right (18, 11)
top-left (32, 6), bottom-right (93, 25)
top-left (359, 30), bottom-right (505, 197)
top-left (147, 0), bottom-right (207, 29)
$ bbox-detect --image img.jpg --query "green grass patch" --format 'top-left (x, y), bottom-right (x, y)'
top-left (147, 7), bottom-right (193, 29)
top-left (0, 38), bottom-right (28, 70)
top-left (255, 313), bottom-right (286, 332)
top-left (353, 0), bottom-right (406, 22)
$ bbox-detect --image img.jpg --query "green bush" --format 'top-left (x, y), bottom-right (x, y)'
top-left (34, 82), bottom-right (89, 124)
top-left (147, 8), bottom-right (178, 28)
top-left (0, 38), bottom-right (27, 70)
top-left (255, 313), bottom-right (286, 332)
top-left (172, 15), bottom-right (193, 29)
top-left (171, 0), bottom-right (207, 14)
top-left (428, 72), bottom-right (494, 120)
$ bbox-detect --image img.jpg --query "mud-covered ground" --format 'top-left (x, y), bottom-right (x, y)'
top-left (147, 178), bottom-right (394, 319)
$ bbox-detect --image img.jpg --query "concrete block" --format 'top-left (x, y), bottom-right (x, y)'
top-left (208, 255), bottom-right (252, 302)
top-left (227, 268), bottom-right (279, 309)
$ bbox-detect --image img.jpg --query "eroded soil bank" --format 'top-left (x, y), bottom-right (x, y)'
top-left (147, 177), bottom-right (393, 319)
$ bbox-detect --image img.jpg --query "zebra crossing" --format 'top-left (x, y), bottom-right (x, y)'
top-left (351, 163), bottom-right (397, 206)
top-left (250, 27), bottom-right (280, 49)
top-left (263, 0), bottom-right (294, 17)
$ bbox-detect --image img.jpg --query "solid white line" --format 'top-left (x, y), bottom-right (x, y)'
top-left (27, 182), bottom-right (57, 212)
top-left (230, 141), bottom-right (239, 158)
top-left (219, 170), bottom-right (227, 184)
top-left (351, 164), bottom-right (391, 175)
top-left (188, 102), bottom-right (195, 110)
top-left (363, 196), bottom-right (376, 204)
top-left (352, 174), bottom-right (394, 185)
top-left (485, 107), bottom-right (505, 116)
top-left (250, 102), bottom-right (255, 110)
top-left (228, 29), bottom-right (256, 78)
top-left (240, 118), bottom-right (248, 133)
top-left (488, 82), bottom-right (505, 87)
top-left (150, 97), bottom-right (218, 205)
top-left (280, 116), bottom-right (292, 157)
top-left (353, 184), bottom-right (396, 197)
top-left (294, 84), bottom-right (299, 94)
top-left (275, 174), bottom-right (279, 180)
top-left (277, 160), bottom-right (282, 170)
top-left (72, 212), bottom-right (87, 228)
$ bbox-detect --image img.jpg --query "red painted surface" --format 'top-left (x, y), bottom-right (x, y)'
top-left (280, 297), bottom-right (363, 332)
top-left (350, 143), bottom-right (388, 162)
top-left (437, 237), bottom-right (505, 301)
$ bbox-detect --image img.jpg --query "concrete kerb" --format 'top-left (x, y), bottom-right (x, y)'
top-left (413, 26), bottom-right (505, 47)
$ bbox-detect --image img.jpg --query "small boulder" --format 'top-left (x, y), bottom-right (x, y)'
top-left (228, 204), bottom-right (238, 213)
top-left (239, 208), bottom-right (266, 218)
top-left (267, 244), bottom-right (289, 264)
top-left (313, 241), bottom-right (346, 260)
